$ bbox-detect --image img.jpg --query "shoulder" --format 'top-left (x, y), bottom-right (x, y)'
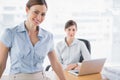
top-left (4, 22), bottom-right (24, 33)
top-left (57, 40), bottom-right (64, 45)
top-left (57, 39), bottom-right (65, 46)
top-left (0, 25), bottom-right (20, 48)
top-left (0, 22), bottom-right (23, 37)
top-left (0, 26), bottom-right (16, 37)
top-left (75, 39), bottom-right (86, 46)
top-left (40, 28), bottom-right (53, 37)
top-left (56, 39), bottom-right (66, 50)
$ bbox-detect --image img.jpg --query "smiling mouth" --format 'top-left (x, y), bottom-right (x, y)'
top-left (33, 19), bottom-right (40, 24)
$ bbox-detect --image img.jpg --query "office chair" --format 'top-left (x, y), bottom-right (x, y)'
top-left (45, 38), bottom-right (91, 71)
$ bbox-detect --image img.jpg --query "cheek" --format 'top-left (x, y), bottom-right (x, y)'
top-left (67, 32), bottom-right (71, 35)
top-left (28, 12), bottom-right (36, 18)
top-left (27, 13), bottom-right (33, 20)
top-left (73, 31), bottom-right (76, 33)
top-left (41, 17), bottom-right (45, 21)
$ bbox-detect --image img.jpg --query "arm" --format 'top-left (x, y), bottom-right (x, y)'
top-left (81, 42), bottom-right (91, 60)
top-left (48, 50), bottom-right (66, 80)
top-left (0, 41), bottom-right (9, 78)
top-left (57, 48), bottom-right (78, 70)
top-left (56, 43), bottom-right (78, 71)
top-left (55, 43), bottom-right (69, 70)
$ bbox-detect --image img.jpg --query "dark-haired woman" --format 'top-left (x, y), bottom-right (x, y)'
top-left (56, 20), bottom-right (91, 71)
top-left (0, 0), bottom-right (66, 80)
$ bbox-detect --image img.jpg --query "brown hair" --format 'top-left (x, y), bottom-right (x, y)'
top-left (65, 20), bottom-right (77, 29)
top-left (26, 0), bottom-right (48, 9)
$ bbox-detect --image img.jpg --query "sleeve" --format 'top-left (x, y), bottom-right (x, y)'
top-left (80, 42), bottom-right (91, 60)
top-left (55, 42), bottom-right (67, 69)
top-left (0, 28), bottom-right (12, 48)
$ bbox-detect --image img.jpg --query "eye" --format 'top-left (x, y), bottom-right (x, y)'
top-left (33, 11), bottom-right (39, 15)
top-left (41, 13), bottom-right (46, 17)
top-left (68, 29), bottom-right (71, 31)
top-left (73, 29), bottom-right (75, 31)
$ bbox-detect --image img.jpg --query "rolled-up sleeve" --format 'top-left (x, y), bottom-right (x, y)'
top-left (0, 29), bottom-right (12, 48)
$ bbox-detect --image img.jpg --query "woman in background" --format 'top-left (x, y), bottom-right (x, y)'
top-left (0, 0), bottom-right (66, 80)
top-left (56, 20), bottom-right (91, 71)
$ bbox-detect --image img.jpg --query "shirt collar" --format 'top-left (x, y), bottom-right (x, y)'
top-left (63, 37), bottom-right (78, 47)
top-left (38, 28), bottom-right (44, 38)
top-left (17, 21), bottom-right (44, 38)
top-left (17, 22), bottom-right (26, 32)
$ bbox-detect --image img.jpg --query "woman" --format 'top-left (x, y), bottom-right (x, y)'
top-left (56, 20), bottom-right (91, 71)
top-left (0, 0), bottom-right (66, 80)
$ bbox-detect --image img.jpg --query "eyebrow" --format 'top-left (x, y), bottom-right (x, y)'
top-left (33, 9), bottom-right (46, 13)
top-left (33, 9), bottom-right (40, 12)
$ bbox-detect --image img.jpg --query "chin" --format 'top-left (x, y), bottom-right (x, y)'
top-left (35, 24), bottom-right (39, 26)
top-left (33, 22), bottom-right (39, 26)
top-left (68, 37), bottom-right (74, 39)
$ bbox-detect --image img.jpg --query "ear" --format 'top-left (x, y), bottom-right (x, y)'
top-left (26, 7), bottom-right (29, 14)
top-left (64, 29), bottom-right (66, 32)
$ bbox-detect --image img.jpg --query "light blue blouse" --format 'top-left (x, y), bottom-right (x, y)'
top-left (0, 22), bottom-right (54, 74)
top-left (56, 38), bottom-right (91, 68)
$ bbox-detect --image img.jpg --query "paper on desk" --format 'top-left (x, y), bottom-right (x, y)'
top-left (102, 66), bottom-right (120, 80)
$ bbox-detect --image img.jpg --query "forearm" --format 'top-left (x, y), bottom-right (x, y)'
top-left (0, 41), bottom-right (9, 78)
top-left (0, 64), bottom-right (2, 78)
top-left (0, 64), bottom-right (5, 78)
top-left (52, 62), bottom-right (66, 80)
top-left (48, 51), bottom-right (66, 80)
top-left (0, 61), bottom-right (7, 78)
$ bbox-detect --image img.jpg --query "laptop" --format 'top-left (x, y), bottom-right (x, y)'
top-left (68, 58), bottom-right (106, 76)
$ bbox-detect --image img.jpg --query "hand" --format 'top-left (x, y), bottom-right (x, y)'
top-left (74, 63), bottom-right (81, 70)
top-left (74, 65), bottom-right (80, 70)
top-left (65, 63), bottom-right (78, 71)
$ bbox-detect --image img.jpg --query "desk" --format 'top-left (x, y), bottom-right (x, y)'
top-left (63, 71), bottom-right (108, 80)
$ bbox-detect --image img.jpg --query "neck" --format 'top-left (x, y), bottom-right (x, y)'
top-left (65, 37), bottom-right (74, 46)
top-left (25, 21), bottom-right (38, 32)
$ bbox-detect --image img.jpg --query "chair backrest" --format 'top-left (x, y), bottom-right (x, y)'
top-left (78, 39), bottom-right (91, 62)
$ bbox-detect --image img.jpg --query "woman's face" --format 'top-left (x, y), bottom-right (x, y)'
top-left (26, 5), bottom-right (47, 27)
top-left (65, 25), bottom-right (77, 38)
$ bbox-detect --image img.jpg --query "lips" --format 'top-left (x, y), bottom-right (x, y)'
top-left (33, 18), bottom-right (40, 25)
top-left (70, 34), bottom-right (74, 37)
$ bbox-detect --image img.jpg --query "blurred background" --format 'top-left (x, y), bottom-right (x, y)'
top-left (0, 0), bottom-right (120, 74)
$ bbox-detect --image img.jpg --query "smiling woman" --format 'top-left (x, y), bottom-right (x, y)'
top-left (0, 0), bottom-right (66, 80)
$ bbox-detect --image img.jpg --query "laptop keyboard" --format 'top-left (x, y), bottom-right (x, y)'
top-left (70, 69), bottom-right (79, 74)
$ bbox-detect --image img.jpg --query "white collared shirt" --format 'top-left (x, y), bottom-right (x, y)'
top-left (55, 38), bottom-right (91, 68)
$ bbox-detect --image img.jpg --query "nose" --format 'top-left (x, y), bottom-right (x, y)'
top-left (37, 14), bottom-right (42, 22)
top-left (70, 31), bottom-right (75, 35)
top-left (70, 30), bottom-right (74, 33)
